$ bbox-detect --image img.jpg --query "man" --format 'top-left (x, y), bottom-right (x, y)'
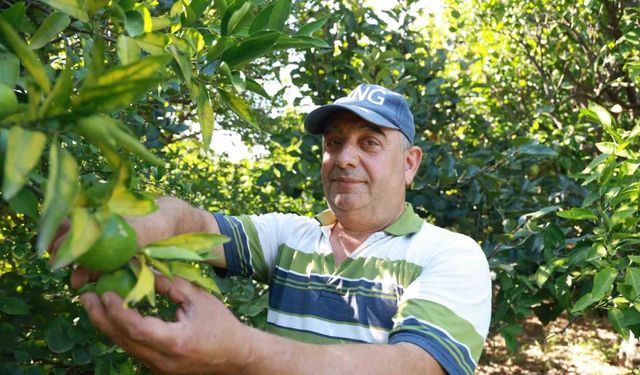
top-left (67, 84), bottom-right (491, 374)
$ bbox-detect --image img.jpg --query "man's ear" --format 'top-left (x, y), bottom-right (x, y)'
top-left (404, 146), bottom-right (422, 186)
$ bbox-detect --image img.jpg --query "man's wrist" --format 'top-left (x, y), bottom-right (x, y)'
top-left (220, 323), bottom-right (259, 374)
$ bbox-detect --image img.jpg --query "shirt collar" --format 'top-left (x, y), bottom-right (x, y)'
top-left (314, 203), bottom-right (423, 236)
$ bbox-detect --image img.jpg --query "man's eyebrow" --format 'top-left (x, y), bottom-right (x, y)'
top-left (358, 123), bottom-right (387, 137)
top-left (324, 123), bottom-right (387, 137)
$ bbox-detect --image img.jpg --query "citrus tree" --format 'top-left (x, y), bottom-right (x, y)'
top-left (0, 0), bottom-right (328, 371)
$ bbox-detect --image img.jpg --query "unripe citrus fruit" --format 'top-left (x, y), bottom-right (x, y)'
top-left (0, 83), bottom-right (18, 119)
top-left (94, 268), bottom-right (136, 298)
top-left (77, 214), bottom-right (137, 272)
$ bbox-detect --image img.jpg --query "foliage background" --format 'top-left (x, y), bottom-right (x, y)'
top-left (0, 0), bottom-right (639, 372)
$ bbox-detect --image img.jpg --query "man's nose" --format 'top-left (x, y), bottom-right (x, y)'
top-left (334, 142), bottom-right (359, 168)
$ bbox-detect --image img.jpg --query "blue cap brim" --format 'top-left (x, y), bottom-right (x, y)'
top-left (304, 104), bottom-right (400, 135)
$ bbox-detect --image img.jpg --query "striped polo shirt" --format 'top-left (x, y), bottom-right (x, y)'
top-left (213, 204), bottom-right (491, 375)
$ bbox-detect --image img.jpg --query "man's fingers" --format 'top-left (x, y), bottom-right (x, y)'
top-left (80, 292), bottom-right (175, 370)
top-left (155, 275), bottom-right (201, 305)
top-left (70, 267), bottom-right (100, 289)
top-left (47, 218), bottom-right (71, 264)
top-left (100, 292), bottom-right (182, 348)
top-left (80, 292), bottom-right (120, 337)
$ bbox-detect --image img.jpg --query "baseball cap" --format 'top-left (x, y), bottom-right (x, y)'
top-left (303, 84), bottom-right (415, 143)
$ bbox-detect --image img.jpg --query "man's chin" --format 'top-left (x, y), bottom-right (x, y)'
top-left (330, 196), bottom-right (367, 212)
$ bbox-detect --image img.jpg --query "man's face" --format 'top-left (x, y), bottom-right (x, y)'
top-left (321, 112), bottom-right (419, 218)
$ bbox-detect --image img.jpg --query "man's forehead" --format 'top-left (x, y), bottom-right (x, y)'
top-left (324, 113), bottom-right (387, 135)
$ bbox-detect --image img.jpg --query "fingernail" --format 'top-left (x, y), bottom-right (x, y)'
top-left (101, 293), bottom-right (111, 307)
top-left (80, 294), bottom-right (92, 309)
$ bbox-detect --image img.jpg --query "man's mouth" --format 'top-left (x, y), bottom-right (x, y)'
top-left (331, 177), bottom-right (365, 184)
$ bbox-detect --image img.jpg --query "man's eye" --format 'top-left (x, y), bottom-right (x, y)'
top-left (364, 139), bottom-right (380, 147)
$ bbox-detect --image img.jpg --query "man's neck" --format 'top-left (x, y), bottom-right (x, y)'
top-left (328, 204), bottom-right (406, 264)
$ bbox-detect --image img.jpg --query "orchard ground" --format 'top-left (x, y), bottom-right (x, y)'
top-left (478, 315), bottom-right (640, 374)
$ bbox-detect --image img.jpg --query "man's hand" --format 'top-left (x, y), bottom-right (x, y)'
top-left (80, 275), bottom-right (249, 374)
top-left (47, 196), bottom-right (226, 289)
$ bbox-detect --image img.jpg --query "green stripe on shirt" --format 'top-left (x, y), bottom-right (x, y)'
top-left (394, 299), bottom-right (485, 362)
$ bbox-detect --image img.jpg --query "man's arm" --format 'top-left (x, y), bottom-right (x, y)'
top-left (126, 196), bottom-right (226, 269)
top-left (81, 275), bottom-right (444, 375)
top-left (243, 328), bottom-right (444, 375)
top-left (49, 196), bottom-right (227, 287)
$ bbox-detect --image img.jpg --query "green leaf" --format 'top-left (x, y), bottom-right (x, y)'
top-left (272, 34), bottom-right (330, 50)
top-left (144, 246), bottom-right (208, 261)
top-left (591, 267), bottom-right (617, 300)
top-left (617, 283), bottom-right (636, 302)
top-left (125, 10), bottom-right (144, 37)
top-left (196, 84), bottom-right (214, 150)
top-left (625, 268), bottom-right (640, 299)
top-left (213, 0), bottom-right (228, 14)
top-left (231, 71), bottom-right (246, 93)
top-left (117, 35), bottom-right (140, 65)
top-left (0, 18), bottom-right (51, 93)
top-left (622, 308), bottom-right (640, 326)
top-left (37, 141), bottom-right (79, 253)
top-left (221, 30), bottom-right (280, 69)
top-left (151, 15), bottom-right (172, 31)
top-left (571, 292), bottom-right (597, 313)
top-left (588, 101), bottom-right (622, 144)
top-left (134, 32), bottom-right (169, 55)
top-left (534, 264), bottom-right (555, 288)
top-left (608, 308), bottom-right (629, 341)
top-left (588, 101), bottom-right (612, 128)
top-left (51, 207), bottom-right (100, 270)
top-left (295, 17), bottom-right (328, 36)
top-left (45, 318), bottom-right (75, 353)
top-left (147, 232), bottom-right (229, 254)
top-left (30, 12), bottom-right (70, 50)
top-left (73, 55), bottom-right (171, 113)
top-left (109, 122), bottom-right (166, 167)
top-left (126, 258), bottom-right (155, 306)
top-left (0, 297), bottom-right (30, 315)
top-left (219, 89), bottom-right (258, 129)
top-left (268, 0), bottom-right (291, 31)
top-left (39, 65), bottom-right (72, 117)
top-left (515, 142), bottom-right (558, 157)
top-left (0, 53), bottom-right (20, 87)
top-left (148, 257), bottom-right (172, 280)
top-left (169, 45), bottom-right (191, 83)
top-left (221, 1), bottom-right (251, 36)
top-left (248, 3), bottom-right (274, 34)
top-left (0, 2), bottom-right (25, 30)
top-left (189, 0), bottom-right (210, 17)
top-left (500, 324), bottom-right (523, 353)
top-left (108, 164), bottom-right (159, 216)
top-left (629, 256), bottom-right (640, 265)
top-left (556, 208), bottom-right (598, 221)
top-left (596, 142), bottom-right (616, 155)
top-left (517, 205), bottom-right (560, 226)
top-left (169, 261), bottom-right (220, 295)
top-left (246, 78), bottom-right (269, 97)
top-left (76, 115), bottom-right (165, 167)
top-left (580, 153), bottom-right (611, 174)
top-left (43, 0), bottom-right (88, 22)
top-left (207, 36), bottom-right (229, 61)
top-left (86, 0), bottom-right (109, 16)
top-left (8, 188), bottom-right (38, 218)
top-left (182, 28), bottom-right (205, 53)
top-left (2, 126), bottom-right (47, 200)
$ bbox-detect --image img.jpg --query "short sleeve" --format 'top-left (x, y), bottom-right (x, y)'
top-left (213, 212), bottom-right (305, 284)
top-left (388, 236), bottom-right (492, 375)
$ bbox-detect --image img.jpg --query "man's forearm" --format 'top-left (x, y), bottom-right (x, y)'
top-left (232, 326), bottom-right (444, 375)
top-left (126, 196), bottom-right (226, 268)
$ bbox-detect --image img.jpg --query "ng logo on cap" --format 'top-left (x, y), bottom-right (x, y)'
top-left (340, 85), bottom-right (386, 106)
